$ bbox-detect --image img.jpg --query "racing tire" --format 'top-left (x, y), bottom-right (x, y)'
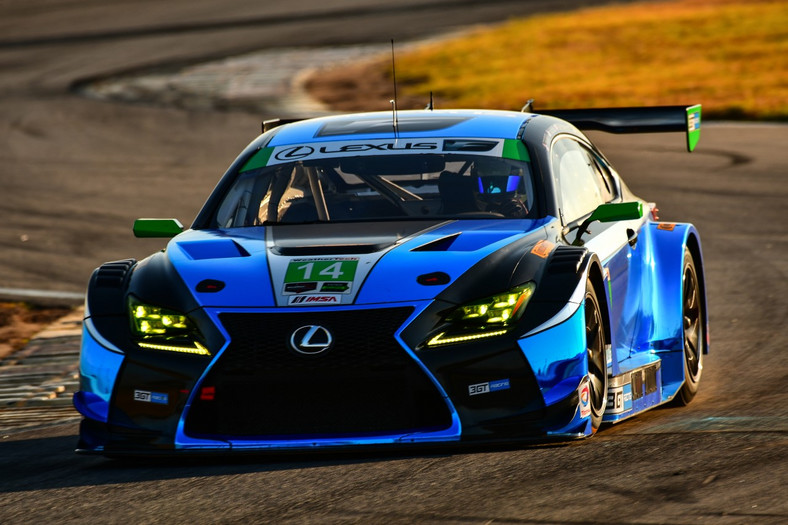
top-left (674, 247), bottom-right (704, 406)
top-left (585, 280), bottom-right (607, 433)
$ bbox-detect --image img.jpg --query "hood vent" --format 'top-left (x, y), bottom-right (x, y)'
top-left (274, 242), bottom-right (392, 256)
top-left (412, 230), bottom-right (522, 252)
top-left (411, 233), bottom-right (460, 252)
top-left (177, 239), bottom-right (250, 260)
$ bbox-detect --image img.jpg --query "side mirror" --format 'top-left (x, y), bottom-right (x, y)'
top-left (572, 202), bottom-right (643, 245)
top-left (588, 201), bottom-right (643, 223)
top-left (133, 218), bottom-right (184, 238)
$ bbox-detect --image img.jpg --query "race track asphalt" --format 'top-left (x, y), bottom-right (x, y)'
top-left (1, 1), bottom-right (786, 523)
top-left (1, 0), bottom-right (638, 298)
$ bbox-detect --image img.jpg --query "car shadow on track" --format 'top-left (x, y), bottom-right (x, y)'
top-left (0, 428), bottom-right (570, 493)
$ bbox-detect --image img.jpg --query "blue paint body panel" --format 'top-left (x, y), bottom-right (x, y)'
top-left (168, 229), bottom-right (276, 308)
top-left (73, 321), bottom-right (124, 424)
top-left (356, 219), bottom-right (548, 304)
top-left (519, 304), bottom-right (586, 408)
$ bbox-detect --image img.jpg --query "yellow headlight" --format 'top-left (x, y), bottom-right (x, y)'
top-left (424, 282), bottom-right (536, 348)
top-left (446, 283), bottom-right (535, 326)
top-left (130, 301), bottom-right (192, 336)
top-left (128, 298), bottom-right (210, 356)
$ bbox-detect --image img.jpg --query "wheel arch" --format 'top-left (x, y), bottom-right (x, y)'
top-left (684, 231), bottom-right (709, 355)
top-left (647, 222), bottom-right (709, 354)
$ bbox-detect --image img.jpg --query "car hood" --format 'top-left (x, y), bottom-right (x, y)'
top-left (166, 218), bottom-right (555, 309)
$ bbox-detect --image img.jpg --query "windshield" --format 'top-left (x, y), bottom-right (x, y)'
top-left (211, 153), bottom-right (536, 227)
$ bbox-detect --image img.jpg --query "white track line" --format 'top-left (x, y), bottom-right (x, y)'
top-left (0, 287), bottom-right (84, 301)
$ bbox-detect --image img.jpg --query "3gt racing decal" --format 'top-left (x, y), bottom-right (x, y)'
top-left (468, 378), bottom-right (511, 396)
top-left (606, 383), bottom-right (633, 415)
top-left (134, 390), bottom-right (169, 405)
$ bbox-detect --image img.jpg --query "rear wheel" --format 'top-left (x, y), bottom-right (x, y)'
top-left (585, 280), bottom-right (607, 432)
top-left (674, 247), bottom-right (704, 405)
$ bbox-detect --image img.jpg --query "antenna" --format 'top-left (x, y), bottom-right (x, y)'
top-left (390, 39), bottom-right (399, 137)
top-left (426, 91), bottom-right (434, 111)
top-left (521, 99), bottom-right (535, 113)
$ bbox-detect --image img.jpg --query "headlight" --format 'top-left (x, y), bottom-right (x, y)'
top-left (129, 297), bottom-right (210, 356)
top-left (425, 282), bottom-right (535, 347)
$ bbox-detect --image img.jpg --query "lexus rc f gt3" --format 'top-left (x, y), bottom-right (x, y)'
top-left (75, 105), bottom-right (708, 455)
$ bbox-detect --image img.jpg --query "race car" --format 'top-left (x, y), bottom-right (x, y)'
top-left (74, 105), bottom-right (707, 455)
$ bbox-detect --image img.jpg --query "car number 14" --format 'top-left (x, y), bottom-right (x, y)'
top-left (284, 259), bottom-right (359, 283)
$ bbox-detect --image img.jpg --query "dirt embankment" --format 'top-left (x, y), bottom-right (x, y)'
top-left (0, 303), bottom-right (71, 359)
top-left (304, 60), bottom-right (427, 112)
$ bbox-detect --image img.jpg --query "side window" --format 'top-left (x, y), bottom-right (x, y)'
top-left (552, 138), bottom-right (613, 223)
top-left (589, 154), bottom-right (616, 203)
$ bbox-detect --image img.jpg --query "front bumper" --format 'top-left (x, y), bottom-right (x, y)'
top-left (75, 301), bottom-right (592, 455)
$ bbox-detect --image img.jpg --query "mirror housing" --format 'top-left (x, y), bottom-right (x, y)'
top-left (133, 218), bottom-right (184, 238)
top-left (588, 201), bottom-right (643, 223)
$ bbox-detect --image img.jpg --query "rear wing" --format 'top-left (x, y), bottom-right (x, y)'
top-left (538, 104), bottom-right (701, 152)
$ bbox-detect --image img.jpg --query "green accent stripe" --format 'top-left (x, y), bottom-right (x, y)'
top-left (502, 139), bottom-right (530, 161)
top-left (240, 147), bottom-right (273, 172)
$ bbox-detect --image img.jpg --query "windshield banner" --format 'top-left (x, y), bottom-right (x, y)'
top-left (264, 138), bottom-right (507, 166)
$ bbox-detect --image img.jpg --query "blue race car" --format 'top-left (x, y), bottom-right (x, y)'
top-left (75, 105), bottom-right (707, 455)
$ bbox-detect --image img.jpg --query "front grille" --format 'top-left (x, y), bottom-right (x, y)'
top-left (184, 307), bottom-right (453, 438)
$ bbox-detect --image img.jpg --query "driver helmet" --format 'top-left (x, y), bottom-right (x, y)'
top-left (471, 158), bottom-right (524, 196)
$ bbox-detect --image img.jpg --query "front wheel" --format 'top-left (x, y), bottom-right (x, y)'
top-left (585, 280), bottom-right (607, 432)
top-left (674, 247), bottom-right (704, 406)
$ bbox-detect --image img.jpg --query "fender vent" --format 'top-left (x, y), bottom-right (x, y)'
top-left (95, 259), bottom-right (136, 288)
top-left (548, 247), bottom-right (586, 274)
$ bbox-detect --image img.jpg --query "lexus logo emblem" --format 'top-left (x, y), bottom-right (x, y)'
top-left (274, 145), bottom-right (314, 161)
top-left (289, 325), bottom-right (333, 355)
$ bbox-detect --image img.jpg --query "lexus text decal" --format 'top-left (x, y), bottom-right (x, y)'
top-left (266, 138), bottom-right (506, 166)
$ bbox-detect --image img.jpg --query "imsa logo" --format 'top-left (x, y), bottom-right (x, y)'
top-left (288, 294), bottom-right (341, 305)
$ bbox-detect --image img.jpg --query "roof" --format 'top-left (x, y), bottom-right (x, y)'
top-left (266, 109), bottom-right (535, 147)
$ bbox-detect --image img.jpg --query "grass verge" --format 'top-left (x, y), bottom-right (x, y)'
top-left (307, 0), bottom-right (787, 120)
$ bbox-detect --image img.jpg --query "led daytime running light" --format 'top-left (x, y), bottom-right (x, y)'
top-left (138, 341), bottom-right (211, 356)
top-left (426, 329), bottom-right (509, 347)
